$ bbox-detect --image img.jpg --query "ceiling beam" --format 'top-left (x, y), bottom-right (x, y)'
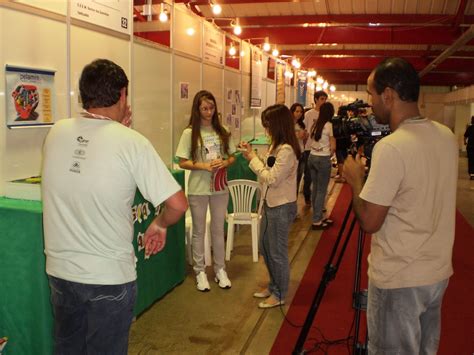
top-left (230, 14), bottom-right (461, 27)
top-left (238, 26), bottom-right (470, 46)
top-left (280, 49), bottom-right (474, 58)
top-left (419, 25), bottom-right (474, 77)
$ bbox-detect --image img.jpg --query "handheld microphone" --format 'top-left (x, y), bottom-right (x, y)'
top-left (267, 156), bottom-right (276, 167)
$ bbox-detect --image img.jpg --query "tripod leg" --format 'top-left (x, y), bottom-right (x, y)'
top-left (292, 203), bottom-right (355, 355)
top-left (352, 227), bottom-right (368, 355)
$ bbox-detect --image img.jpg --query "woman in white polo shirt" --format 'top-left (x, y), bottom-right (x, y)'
top-left (307, 102), bottom-right (336, 230)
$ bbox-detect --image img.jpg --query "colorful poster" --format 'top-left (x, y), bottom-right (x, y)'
top-left (6, 65), bottom-right (56, 128)
top-left (297, 76), bottom-right (308, 106)
top-left (71, 0), bottom-right (130, 35)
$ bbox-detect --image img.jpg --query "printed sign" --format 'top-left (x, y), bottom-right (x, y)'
top-left (6, 65), bottom-right (56, 128)
top-left (71, 0), bottom-right (130, 35)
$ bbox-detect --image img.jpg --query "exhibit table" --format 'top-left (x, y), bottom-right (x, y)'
top-left (0, 170), bottom-right (185, 355)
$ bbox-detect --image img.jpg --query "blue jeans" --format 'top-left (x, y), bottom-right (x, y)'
top-left (367, 279), bottom-right (449, 355)
top-left (300, 151), bottom-right (312, 201)
top-left (260, 201), bottom-right (297, 301)
top-left (307, 154), bottom-right (331, 223)
top-left (48, 276), bottom-right (137, 355)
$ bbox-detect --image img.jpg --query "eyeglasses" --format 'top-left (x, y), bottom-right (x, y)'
top-left (200, 105), bottom-right (215, 112)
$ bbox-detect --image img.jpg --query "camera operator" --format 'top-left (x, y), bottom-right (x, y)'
top-left (343, 57), bottom-right (458, 354)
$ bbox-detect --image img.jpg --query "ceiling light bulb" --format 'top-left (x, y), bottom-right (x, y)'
top-left (212, 3), bottom-right (222, 15)
top-left (158, 3), bottom-right (168, 22)
top-left (329, 84), bottom-right (336, 92)
top-left (316, 76), bottom-right (324, 84)
top-left (322, 81), bottom-right (329, 89)
top-left (263, 42), bottom-right (271, 52)
top-left (233, 25), bottom-right (242, 35)
top-left (186, 27), bottom-right (195, 36)
top-left (272, 48), bottom-right (279, 56)
top-left (229, 45), bottom-right (236, 56)
top-left (240, 50), bottom-right (245, 57)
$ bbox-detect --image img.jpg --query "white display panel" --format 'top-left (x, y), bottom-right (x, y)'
top-left (70, 25), bottom-right (130, 118)
top-left (223, 69), bottom-right (241, 139)
top-left (203, 22), bottom-right (224, 66)
top-left (266, 80), bottom-right (276, 108)
top-left (0, 8), bottom-right (68, 193)
top-left (13, 0), bottom-right (67, 15)
top-left (173, 6), bottom-right (201, 58)
top-left (172, 55), bottom-right (201, 155)
top-left (133, 43), bottom-right (172, 165)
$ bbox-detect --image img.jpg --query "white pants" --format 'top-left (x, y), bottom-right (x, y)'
top-left (188, 193), bottom-right (229, 274)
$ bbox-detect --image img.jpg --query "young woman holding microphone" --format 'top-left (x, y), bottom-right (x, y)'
top-left (240, 104), bottom-right (301, 308)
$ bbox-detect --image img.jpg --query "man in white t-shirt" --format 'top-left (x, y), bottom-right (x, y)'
top-left (343, 58), bottom-right (458, 354)
top-left (42, 59), bottom-right (188, 354)
top-left (302, 90), bottom-right (328, 204)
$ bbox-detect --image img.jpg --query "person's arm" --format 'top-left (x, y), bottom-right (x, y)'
top-left (248, 145), bottom-right (295, 187)
top-left (144, 189), bottom-right (188, 256)
top-left (343, 155), bottom-right (389, 234)
top-left (329, 136), bottom-right (336, 156)
top-left (178, 158), bottom-right (213, 172)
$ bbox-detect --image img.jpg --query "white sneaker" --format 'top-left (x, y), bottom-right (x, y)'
top-left (214, 268), bottom-right (232, 289)
top-left (196, 271), bottom-right (210, 292)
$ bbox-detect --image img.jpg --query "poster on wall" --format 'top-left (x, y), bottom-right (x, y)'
top-left (296, 75), bottom-right (308, 106)
top-left (180, 82), bottom-right (189, 100)
top-left (203, 23), bottom-right (224, 65)
top-left (250, 48), bottom-right (263, 108)
top-left (275, 63), bottom-right (285, 104)
top-left (6, 65), bottom-right (56, 128)
top-left (71, 0), bottom-right (130, 35)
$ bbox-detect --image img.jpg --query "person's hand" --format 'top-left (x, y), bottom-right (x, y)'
top-left (121, 105), bottom-right (132, 127)
top-left (210, 158), bottom-right (226, 170)
top-left (343, 154), bottom-right (366, 188)
top-left (143, 221), bottom-right (167, 257)
top-left (238, 142), bottom-right (256, 161)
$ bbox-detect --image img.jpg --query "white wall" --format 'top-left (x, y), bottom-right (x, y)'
top-left (133, 42), bottom-right (172, 162)
top-left (0, 7), bottom-right (68, 195)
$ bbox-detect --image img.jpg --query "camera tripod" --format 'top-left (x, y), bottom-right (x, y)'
top-left (293, 201), bottom-right (369, 355)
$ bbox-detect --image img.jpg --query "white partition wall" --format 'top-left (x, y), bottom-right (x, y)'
top-left (223, 69), bottom-right (241, 138)
top-left (0, 7), bottom-right (68, 194)
top-left (70, 25), bottom-right (130, 117)
top-left (133, 42), bottom-right (172, 164)
top-left (172, 55), bottom-right (201, 155)
top-left (266, 80), bottom-right (276, 108)
top-left (203, 63), bottom-right (224, 112)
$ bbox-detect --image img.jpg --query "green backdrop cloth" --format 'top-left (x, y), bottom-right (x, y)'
top-left (0, 170), bottom-right (185, 355)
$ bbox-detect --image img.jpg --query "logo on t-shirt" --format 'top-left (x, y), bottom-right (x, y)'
top-left (69, 161), bottom-right (81, 174)
top-left (77, 136), bottom-right (89, 146)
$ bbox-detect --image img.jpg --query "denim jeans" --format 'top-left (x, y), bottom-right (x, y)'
top-left (260, 201), bottom-right (297, 301)
top-left (367, 279), bottom-right (449, 355)
top-left (48, 276), bottom-right (137, 355)
top-left (299, 151), bottom-right (312, 201)
top-left (307, 154), bottom-right (332, 223)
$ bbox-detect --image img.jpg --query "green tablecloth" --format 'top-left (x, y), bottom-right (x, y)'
top-left (0, 170), bottom-right (185, 355)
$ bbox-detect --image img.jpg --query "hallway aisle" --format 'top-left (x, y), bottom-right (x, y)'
top-left (129, 154), bottom-right (473, 354)
top-left (128, 180), bottom-right (343, 354)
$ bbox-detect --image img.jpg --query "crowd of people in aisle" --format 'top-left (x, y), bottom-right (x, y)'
top-left (40, 57), bottom-right (459, 355)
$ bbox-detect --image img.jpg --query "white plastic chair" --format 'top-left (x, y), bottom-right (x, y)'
top-left (225, 179), bottom-right (262, 262)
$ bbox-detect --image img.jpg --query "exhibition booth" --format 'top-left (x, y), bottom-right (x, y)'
top-left (1, 1), bottom-right (473, 354)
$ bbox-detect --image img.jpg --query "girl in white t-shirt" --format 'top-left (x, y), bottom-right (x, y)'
top-left (175, 90), bottom-right (236, 292)
top-left (307, 102), bottom-right (336, 229)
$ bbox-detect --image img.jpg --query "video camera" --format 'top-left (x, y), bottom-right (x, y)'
top-left (331, 99), bottom-right (390, 162)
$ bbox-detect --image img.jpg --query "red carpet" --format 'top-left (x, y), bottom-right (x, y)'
top-left (272, 185), bottom-right (474, 354)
